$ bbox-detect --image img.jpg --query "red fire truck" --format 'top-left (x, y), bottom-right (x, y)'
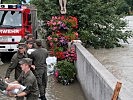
top-left (0, 4), bottom-right (38, 52)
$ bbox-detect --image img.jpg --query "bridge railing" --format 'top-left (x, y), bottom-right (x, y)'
top-left (74, 43), bottom-right (133, 100)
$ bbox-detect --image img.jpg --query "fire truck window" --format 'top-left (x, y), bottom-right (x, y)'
top-left (0, 11), bottom-right (8, 25)
top-left (0, 11), bottom-right (22, 27)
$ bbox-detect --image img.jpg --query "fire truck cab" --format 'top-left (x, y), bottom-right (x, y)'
top-left (0, 4), bottom-right (37, 52)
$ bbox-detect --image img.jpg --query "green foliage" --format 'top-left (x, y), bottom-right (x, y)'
top-left (30, 0), bottom-right (133, 48)
top-left (56, 60), bottom-right (76, 80)
top-left (67, 0), bottom-right (133, 48)
top-left (2, 0), bottom-right (26, 4)
top-left (116, 0), bottom-right (129, 15)
top-left (3, 0), bottom-right (20, 4)
top-left (30, 0), bottom-right (59, 21)
top-left (125, 0), bottom-right (133, 11)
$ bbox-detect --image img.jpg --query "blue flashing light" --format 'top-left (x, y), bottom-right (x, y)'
top-left (17, 4), bottom-right (21, 9)
top-left (8, 5), bottom-right (17, 9)
top-left (0, 4), bottom-right (22, 9)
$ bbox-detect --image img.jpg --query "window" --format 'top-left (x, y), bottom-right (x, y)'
top-left (0, 10), bottom-right (22, 27)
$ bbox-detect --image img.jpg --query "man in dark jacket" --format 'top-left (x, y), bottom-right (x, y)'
top-left (1, 58), bottom-right (39, 100)
top-left (30, 39), bottom-right (48, 100)
top-left (5, 43), bottom-right (28, 81)
top-left (15, 58), bottom-right (39, 100)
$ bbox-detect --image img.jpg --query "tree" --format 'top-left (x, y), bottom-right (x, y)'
top-left (30, 0), bottom-right (59, 21)
top-left (2, 0), bottom-right (26, 4)
top-left (124, 0), bottom-right (133, 12)
top-left (67, 0), bottom-right (133, 48)
top-left (30, 0), bottom-right (133, 48)
top-left (116, 0), bottom-right (129, 15)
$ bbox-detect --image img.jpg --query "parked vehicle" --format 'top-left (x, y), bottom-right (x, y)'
top-left (0, 4), bottom-right (38, 52)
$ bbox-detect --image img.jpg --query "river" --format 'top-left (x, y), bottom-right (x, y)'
top-left (88, 16), bottom-right (133, 94)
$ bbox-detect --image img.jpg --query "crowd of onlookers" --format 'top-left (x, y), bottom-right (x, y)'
top-left (0, 31), bottom-right (48, 100)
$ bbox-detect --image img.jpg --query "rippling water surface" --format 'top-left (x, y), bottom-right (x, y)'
top-left (88, 38), bottom-right (133, 93)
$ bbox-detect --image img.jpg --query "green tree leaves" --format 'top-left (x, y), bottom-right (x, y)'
top-left (2, 0), bottom-right (27, 4)
top-left (30, 0), bottom-right (133, 48)
top-left (3, 0), bottom-right (20, 4)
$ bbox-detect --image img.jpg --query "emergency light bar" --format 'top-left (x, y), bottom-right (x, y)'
top-left (0, 4), bottom-right (21, 9)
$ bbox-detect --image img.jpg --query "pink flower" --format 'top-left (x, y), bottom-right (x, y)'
top-left (52, 27), bottom-right (57, 30)
top-left (54, 70), bottom-right (59, 78)
top-left (55, 16), bottom-right (58, 19)
top-left (47, 36), bottom-right (52, 41)
top-left (57, 21), bottom-right (62, 25)
top-left (61, 23), bottom-right (66, 27)
top-left (50, 42), bottom-right (54, 47)
top-left (61, 16), bottom-right (65, 20)
top-left (73, 32), bottom-right (78, 38)
top-left (54, 38), bottom-right (58, 42)
top-left (52, 32), bottom-right (55, 35)
top-left (58, 16), bottom-right (61, 20)
top-left (47, 21), bottom-right (50, 25)
top-left (52, 22), bottom-right (57, 26)
top-left (52, 16), bottom-right (55, 20)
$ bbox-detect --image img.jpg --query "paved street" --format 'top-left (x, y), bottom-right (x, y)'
top-left (0, 63), bottom-right (85, 100)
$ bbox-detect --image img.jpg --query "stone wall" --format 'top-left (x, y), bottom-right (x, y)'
top-left (74, 43), bottom-right (133, 100)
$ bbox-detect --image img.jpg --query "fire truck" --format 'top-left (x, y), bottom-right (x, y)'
top-left (0, 4), bottom-right (38, 52)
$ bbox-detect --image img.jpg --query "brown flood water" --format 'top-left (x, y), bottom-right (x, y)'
top-left (87, 38), bottom-right (133, 93)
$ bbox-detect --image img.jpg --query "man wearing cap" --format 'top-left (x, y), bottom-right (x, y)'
top-left (14, 58), bottom-right (39, 100)
top-left (20, 32), bottom-right (30, 43)
top-left (1, 58), bottom-right (39, 100)
top-left (27, 34), bottom-right (34, 41)
top-left (5, 43), bottom-right (28, 81)
top-left (25, 40), bottom-right (36, 56)
top-left (26, 40), bottom-right (34, 50)
top-left (30, 39), bottom-right (48, 100)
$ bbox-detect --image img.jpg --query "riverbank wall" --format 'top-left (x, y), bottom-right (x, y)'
top-left (75, 43), bottom-right (133, 100)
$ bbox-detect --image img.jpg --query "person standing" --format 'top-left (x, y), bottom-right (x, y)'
top-left (5, 43), bottom-right (28, 81)
top-left (30, 39), bottom-right (48, 100)
top-left (14, 58), bottom-right (39, 100)
top-left (20, 32), bottom-right (30, 43)
top-left (26, 40), bottom-right (34, 50)
top-left (27, 34), bottom-right (34, 41)
top-left (25, 40), bottom-right (36, 57)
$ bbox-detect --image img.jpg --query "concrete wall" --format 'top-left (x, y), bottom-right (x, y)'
top-left (74, 43), bottom-right (133, 100)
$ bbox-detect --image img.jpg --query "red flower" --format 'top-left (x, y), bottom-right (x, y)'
top-left (56, 51), bottom-right (65, 60)
top-left (54, 70), bottom-right (59, 78)
top-left (73, 32), bottom-right (78, 39)
top-left (60, 15), bottom-right (65, 20)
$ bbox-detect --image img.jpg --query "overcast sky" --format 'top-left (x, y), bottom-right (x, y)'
top-left (26, 0), bottom-right (30, 3)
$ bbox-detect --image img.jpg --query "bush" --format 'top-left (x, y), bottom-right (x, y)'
top-left (55, 60), bottom-right (76, 85)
